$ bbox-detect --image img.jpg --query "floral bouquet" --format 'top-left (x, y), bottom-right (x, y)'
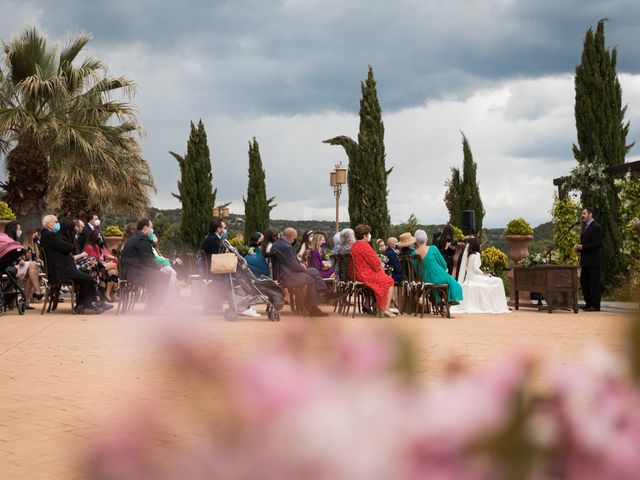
top-left (519, 252), bottom-right (550, 268)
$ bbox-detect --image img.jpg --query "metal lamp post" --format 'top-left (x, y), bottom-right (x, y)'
top-left (330, 162), bottom-right (347, 233)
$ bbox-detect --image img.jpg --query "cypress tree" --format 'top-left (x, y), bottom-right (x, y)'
top-left (243, 137), bottom-right (275, 240)
top-left (573, 19), bottom-right (634, 286)
top-left (459, 133), bottom-right (484, 234)
top-left (323, 66), bottom-right (391, 238)
top-left (170, 120), bottom-right (216, 250)
top-left (444, 167), bottom-right (463, 228)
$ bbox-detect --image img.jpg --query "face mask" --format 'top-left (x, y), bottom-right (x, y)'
top-left (291, 239), bottom-right (297, 246)
top-left (53, 222), bottom-right (61, 233)
top-left (148, 228), bottom-right (154, 241)
top-left (94, 219), bottom-right (101, 227)
top-left (221, 229), bottom-right (228, 239)
top-left (365, 234), bottom-right (372, 243)
top-left (16, 229), bottom-right (22, 239)
top-left (321, 241), bottom-right (327, 249)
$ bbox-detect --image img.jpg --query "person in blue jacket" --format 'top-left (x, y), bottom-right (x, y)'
top-left (245, 232), bottom-right (270, 277)
top-left (384, 237), bottom-right (404, 283)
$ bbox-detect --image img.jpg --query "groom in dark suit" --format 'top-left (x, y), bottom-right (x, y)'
top-left (574, 207), bottom-right (603, 312)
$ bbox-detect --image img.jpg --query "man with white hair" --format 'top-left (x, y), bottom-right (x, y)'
top-left (40, 215), bottom-right (104, 314)
top-left (271, 227), bottom-right (344, 316)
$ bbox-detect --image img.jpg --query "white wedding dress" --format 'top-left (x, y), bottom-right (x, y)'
top-left (451, 247), bottom-right (510, 314)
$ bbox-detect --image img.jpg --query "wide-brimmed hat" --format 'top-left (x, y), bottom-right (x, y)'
top-left (397, 232), bottom-right (416, 248)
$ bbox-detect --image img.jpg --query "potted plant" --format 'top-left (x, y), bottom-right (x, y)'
top-left (103, 225), bottom-right (124, 251)
top-left (0, 201), bottom-right (16, 232)
top-left (503, 218), bottom-right (534, 265)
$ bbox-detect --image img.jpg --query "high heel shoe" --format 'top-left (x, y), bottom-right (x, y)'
top-left (382, 310), bottom-right (396, 318)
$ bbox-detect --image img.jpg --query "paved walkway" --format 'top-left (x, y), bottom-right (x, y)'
top-left (0, 304), bottom-right (634, 479)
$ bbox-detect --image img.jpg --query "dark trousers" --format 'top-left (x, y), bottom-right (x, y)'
top-left (580, 266), bottom-right (601, 309)
top-left (283, 268), bottom-right (327, 308)
top-left (63, 271), bottom-right (97, 308)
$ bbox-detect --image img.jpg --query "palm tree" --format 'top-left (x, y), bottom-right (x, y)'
top-left (0, 27), bottom-right (154, 229)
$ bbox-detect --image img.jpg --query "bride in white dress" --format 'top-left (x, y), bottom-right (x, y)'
top-left (451, 238), bottom-right (510, 314)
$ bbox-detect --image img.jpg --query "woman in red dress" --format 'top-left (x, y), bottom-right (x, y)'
top-left (349, 224), bottom-right (396, 317)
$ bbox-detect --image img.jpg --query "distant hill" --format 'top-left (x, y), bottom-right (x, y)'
top-left (103, 208), bottom-right (554, 255)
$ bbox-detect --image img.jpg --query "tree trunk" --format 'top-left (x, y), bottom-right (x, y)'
top-left (4, 137), bottom-right (50, 232)
top-left (59, 180), bottom-right (102, 221)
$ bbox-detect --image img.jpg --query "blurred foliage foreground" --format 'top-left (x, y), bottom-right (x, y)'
top-left (85, 308), bottom-right (640, 480)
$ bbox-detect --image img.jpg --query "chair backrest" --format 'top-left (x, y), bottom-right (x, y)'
top-left (399, 254), bottom-right (424, 283)
top-left (332, 253), bottom-right (356, 283)
top-left (39, 248), bottom-right (57, 284)
top-left (269, 249), bottom-right (285, 282)
top-left (199, 250), bottom-right (211, 281)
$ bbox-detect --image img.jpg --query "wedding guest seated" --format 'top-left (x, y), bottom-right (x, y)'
top-left (73, 219), bottom-right (85, 252)
top-left (414, 229), bottom-right (463, 305)
top-left (245, 232), bottom-right (270, 277)
top-left (120, 223), bottom-right (137, 250)
top-left (263, 228), bottom-right (279, 257)
top-left (120, 219), bottom-right (169, 311)
top-left (271, 227), bottom-right (342, 317)
top-left (62, 220), bottom-right (114, 309)
top-left (349, 224), bottom-right (396, 317)
top-left (305, 231), bottom-right (334, 278)
top-left (330, 228), bottom-right (354, 277)
top-left (84, 230), bottom-right (119, 302)
top-left (435, 224), bottom-right (456, 274)
top-left (40, 215), bottom-right (104, 315)
top-left (397, 232), bottom-right (416, 256)
top-left (375, 238), bottom-right (386, 253)
top-left (330, 232), bottom-right (342, 256)
top-left (296, 230), bottom-right (314, 262)
top-left (384, 237), bottom-right (404, 283)
top-left (78, 214), bottom-right (104, 250)
top-left (4, 221), bottom-right (43, 308)
top-left (451, 238), bottom-right (509, 314)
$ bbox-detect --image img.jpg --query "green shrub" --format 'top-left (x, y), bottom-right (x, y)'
top-left (103, 225), bottom-right (123, 236)
top-left (618, 174), bottom-right (640, 284)
top-left (504, 218), bottom-right (533, 236)
top-left (230, 236), bottom-right (249, 256)
top-left (551, 195), bottom-right (579, 265)
top-left (452, 225), bottom-right (464, 242)
top-left (0, 201), bottom-right (16, 221)
top-left (481, 246), bottom-right (509, 275)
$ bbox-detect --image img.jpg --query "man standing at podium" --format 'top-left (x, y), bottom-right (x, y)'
top-left (574, 207), bottom-right (603, 312)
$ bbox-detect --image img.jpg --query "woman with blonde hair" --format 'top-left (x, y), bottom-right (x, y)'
top-left (305, 232), bottom-right (334, 278)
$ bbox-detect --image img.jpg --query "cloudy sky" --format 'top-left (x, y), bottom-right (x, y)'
top-left (2, 0), bottom-right (640, 227)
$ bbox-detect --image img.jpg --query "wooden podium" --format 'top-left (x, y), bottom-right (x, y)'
top-left (512, 265), bottom-right (579, 313)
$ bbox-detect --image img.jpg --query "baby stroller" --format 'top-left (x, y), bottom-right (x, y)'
top-left (220, 239), bottom-right (284, 321)
top-left (0, 236), bottom-right (28, 316)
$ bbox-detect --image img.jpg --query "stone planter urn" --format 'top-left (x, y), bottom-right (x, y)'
top-left (506, 234), bottom-right (534, 306)
top-left (104, 236), bottom-right (122, 252)
top-left (505, 235), bottom-right (533, 265)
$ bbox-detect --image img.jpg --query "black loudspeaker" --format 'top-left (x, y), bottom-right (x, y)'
top-left (462, 210), bottom-right (476, 235)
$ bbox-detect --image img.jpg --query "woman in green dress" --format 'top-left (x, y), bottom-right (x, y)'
top-left (414, 229), bottom-right (463, 304)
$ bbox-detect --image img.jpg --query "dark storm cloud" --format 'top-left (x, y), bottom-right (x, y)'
top-left (21, 0), bottom-right (640, 115)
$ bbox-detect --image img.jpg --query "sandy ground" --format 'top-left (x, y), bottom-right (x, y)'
top-left (0, 304), bottom-right (634, 479)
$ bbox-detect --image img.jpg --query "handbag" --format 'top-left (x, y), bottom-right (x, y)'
top-left (210, 252), bottom-right (238, 274)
